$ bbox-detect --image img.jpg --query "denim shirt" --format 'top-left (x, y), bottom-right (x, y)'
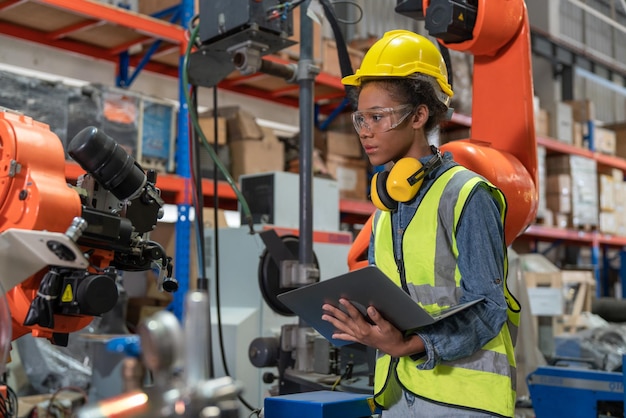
top-left (368, 151), bottom-right (509, 369)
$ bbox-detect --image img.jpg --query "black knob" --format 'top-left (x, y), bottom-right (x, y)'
top-left (76, 274), bottom-right (119, 315)
top-left (262, 372), bottom-right (276, 384)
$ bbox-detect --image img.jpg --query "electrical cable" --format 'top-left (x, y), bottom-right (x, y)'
top-left (319, 0), bottom-right (356, 84)
top-left (182, 19), bottom-right (260, 416)
top-left (211, 85), bottom-right (227, 390)
top-left (45, 385), bottom-right (88, 417)
top-left (208, 84), bottom-right (260, 416)
top-left (189, 85), bottom-right (209, 293)
top-left (0, 376), bottom-right (18, 418)
top-left (329, 0), bottom-right (363, 25)
top-left (182, 22), bottom-right (255, 236)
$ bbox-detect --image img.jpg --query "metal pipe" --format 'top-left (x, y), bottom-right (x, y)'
top-left (259, 59), bottom-right (297, 82)
top-left (298, 1), bottom-right (317, 267)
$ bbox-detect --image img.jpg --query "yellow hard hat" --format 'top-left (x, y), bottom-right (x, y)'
top-left (342, 30), bottom-right (453, 105)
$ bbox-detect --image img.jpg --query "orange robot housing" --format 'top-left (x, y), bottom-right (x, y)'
top-left (428, 0), bottom-right (539, 245)
top-left (0, 110), bottom-right (100, 342)
top-left (349, 0), bottom-right (538, 270)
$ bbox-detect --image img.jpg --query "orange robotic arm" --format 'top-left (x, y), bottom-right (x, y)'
top-left (426, 0), bottom-right (538, 245)
top-left (0, 109), bottom-right (175, 346)
top-left (348, 0), bottom-right (538, 270)
top-left (0, 111), bottom-right (94, 343)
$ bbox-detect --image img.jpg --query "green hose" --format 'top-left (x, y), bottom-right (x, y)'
top-left (182, 24), bottom-right (255, 234)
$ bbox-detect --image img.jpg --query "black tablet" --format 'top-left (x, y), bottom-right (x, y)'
top-left (277, 265), bottom-right (483, 347)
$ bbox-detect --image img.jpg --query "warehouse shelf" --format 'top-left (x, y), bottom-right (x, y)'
top-left (523, 224), bottom-right (598, 245)
top-left (0, 0), bottom-right (351, 110)
top-left (0, 0), bottom-right (185, 80)
top-left (538, 135), bottom-right (626, 171)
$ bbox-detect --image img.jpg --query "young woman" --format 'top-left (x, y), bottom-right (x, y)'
top-left (321, 30), bottom-right (519, 418)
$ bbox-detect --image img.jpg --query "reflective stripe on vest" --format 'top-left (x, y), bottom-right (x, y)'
top-left (372, 166), bottom-right (517, 417)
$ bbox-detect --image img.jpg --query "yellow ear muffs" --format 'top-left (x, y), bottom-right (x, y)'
top-left (369, 147), bottom-right (443, 211)
top-left (370, 170), bottom-right (398, 211)
top-left (386, 158), bottom-right (426, 203)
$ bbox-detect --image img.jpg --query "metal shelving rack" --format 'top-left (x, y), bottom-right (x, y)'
top-left (3, 0), bottom-right (626, 303)
top-left (0, 0), bottom-right (199, 319)
top-left (0, 0), bottom-right (358, 318)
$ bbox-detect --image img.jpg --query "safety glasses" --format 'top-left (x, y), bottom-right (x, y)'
top-left (351, 104), bottom-right (415, 134)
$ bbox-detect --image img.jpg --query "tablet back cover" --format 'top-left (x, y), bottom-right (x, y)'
top-left (277, 265), bottom-right (481, 346)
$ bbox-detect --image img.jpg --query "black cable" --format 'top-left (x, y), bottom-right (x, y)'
top-left (329, 0), bottom-right (363, 25)
top-left (318, 0), bottom-right (357, 107)
top-left (182, 20), bottom-right (259, 414)
top-left (209, 86), bottom-right (259, 415)
top-left (0, 375), bottom-right (18, 418)
top-left (191, 86), bottom-right (209, 293)
top-left (438, 44), bottom-right (454, 90)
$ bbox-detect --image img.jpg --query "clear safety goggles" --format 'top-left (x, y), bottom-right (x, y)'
top-left (351, 104), bottom-right (415, 135)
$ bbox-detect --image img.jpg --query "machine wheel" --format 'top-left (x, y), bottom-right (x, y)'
top-left (258, 234), bottom-right (319, 316)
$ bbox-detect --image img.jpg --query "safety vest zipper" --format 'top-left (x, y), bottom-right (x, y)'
top-left (392, 211), bottom-right (411, 293)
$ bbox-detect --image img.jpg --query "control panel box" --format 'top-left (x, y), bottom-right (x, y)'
top-left (239, 171), bottom-right (340, 232)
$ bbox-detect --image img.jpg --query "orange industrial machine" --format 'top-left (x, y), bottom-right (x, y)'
top-left (0, 109), bottom-right (175, 347)
top-left (348, 0), bottom-right (538, 271)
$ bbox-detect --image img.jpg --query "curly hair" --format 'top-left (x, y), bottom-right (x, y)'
top-left (351, 77), bottom-right (449, 135)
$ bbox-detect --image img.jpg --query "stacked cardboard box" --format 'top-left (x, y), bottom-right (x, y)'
top-left (315, 128), bottom-right (368, 200)
top-left (546, 154), bottom-right (598, 229)
top-left (597, 168), bottom-right (619, 235)
top-left (535, 146), bottom-right (549, 223)
top-left (548, 101), bottom-right (574, 145)
top-left (545, 173), bottom-right (571, 228)
top-left (226, 107), bottom-right (284, 181)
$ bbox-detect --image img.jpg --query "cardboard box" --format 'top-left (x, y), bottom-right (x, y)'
top-left (198, 115), bottom-right (227, 145)
top-left (564, 99), bottom-right (595, 122)
top-left (546, 193), bottom-right (571, 214)
top-left (536, 108), bottom-right (549, 137)
top-left (317, 130), bottom-right (362, 158)
top-left (325, 154), bottom-right (368, 200)
top-left (546, 155), bottom-right (598, 227)
top-left (592, 125), bottom-right (616, 155)
top-left (536, 145), bottom-right (547, 215)
top-left (217, 106), bottom-right (263, 141)
top-left (546, 174), bottom-right (571, 196)
top-left (598, 174), bottom-right (615, 212)
top-left (229, 127), bottom-right (285, 181)
top-left (202, 207), bottom-right (229, 229)
top-left (600, 211), bottom-right (617, 235)
top-left (572, 122), bottom-right (585, 149)
top-left (548, 101), bottom-right (573, 144)
top-left (606, 122), bottom-right (626, 159)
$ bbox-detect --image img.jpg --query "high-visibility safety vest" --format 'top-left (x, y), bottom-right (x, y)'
top-left (372, 165), bottom-right (521, 418)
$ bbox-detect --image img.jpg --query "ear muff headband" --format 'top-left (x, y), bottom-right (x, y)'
top-left (370, 171), bottom-right (398, 211)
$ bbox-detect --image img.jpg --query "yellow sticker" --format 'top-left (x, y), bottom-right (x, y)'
top-left (61, 284), bottom-right (73, 302)
top-left (458, 13), bottom-right (464, 21)
top-left (367, 398), bottom-right (376, 412)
